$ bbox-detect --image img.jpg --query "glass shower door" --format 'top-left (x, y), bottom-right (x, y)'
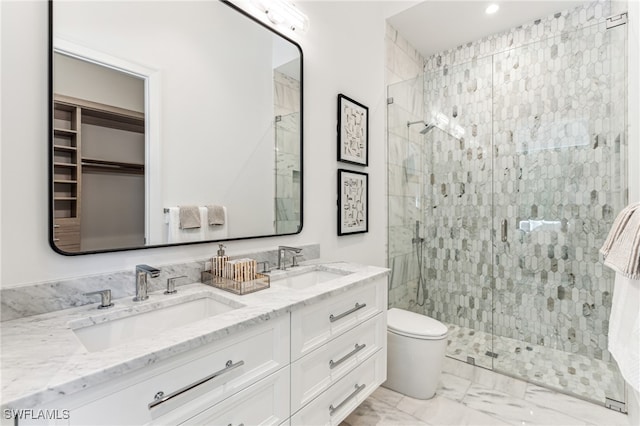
top-left (491, 19), bottom-right (627, 405)
top-left (421, 56), bottom-right (496, 368)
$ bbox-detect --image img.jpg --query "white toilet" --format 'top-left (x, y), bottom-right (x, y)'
top-left (384, 308), bottom-right (449, 399)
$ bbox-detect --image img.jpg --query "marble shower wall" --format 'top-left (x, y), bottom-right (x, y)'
top-left (417, 0), bottom-right (627, 362)
top-left (385, 23), bottom-right (425, 309)
top-left (274, 71), bottom-right (301, 233)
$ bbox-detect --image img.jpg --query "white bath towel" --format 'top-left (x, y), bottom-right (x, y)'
top-left (601, 203), bottom-right (640, 279)
top-left (166, 207), bottom-right (205, 243)
top-left (608, 273), bottom-right (640, 393)
top-left (601, 202), bottom-right (640, 256)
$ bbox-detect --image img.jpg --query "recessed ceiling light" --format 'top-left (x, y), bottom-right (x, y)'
top-left (485, 3), bottom-right (499, 14)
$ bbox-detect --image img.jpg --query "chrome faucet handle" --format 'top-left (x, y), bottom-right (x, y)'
top-left (291, 254), bottom-right (304, 267)
top-left (257, 261), bottom-right (271, 273)
top-left (277, 246), bottom-right (303, 270)
top-left (84, 289), bottom-right (114, 309)
top-left (165, 276), bottom-right (187, 295)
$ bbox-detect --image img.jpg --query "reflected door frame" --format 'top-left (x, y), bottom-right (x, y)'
top-left (53, 38), bottom-right (162, 245)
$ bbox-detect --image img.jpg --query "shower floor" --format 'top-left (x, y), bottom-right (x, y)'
top-left (444, 323), bottom-right (626, 406)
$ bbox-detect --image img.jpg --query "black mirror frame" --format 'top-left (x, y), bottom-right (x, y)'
top-left (48, 0), bottom-right (303, 255)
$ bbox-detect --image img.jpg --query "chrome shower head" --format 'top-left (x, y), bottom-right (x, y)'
top-left (407, 120), bottom-right (435, 135)
top-left (420, 123), bottom-right (435, 134)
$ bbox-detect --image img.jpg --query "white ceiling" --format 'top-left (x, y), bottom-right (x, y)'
top-left (387, 0), bottom-right (591, 57)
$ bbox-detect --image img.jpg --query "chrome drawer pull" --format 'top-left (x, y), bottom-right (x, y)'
top-left (329, 383), bottom-right (366, 416)
top-left (329, 302), bottom-right (366, 323)
top-left (148, 360), bottom-right (244, 410)
top-left (329, 343), bottom-right (366, 369)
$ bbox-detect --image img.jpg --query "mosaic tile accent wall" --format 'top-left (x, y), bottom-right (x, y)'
top-left (416, 0), bottom-right (627, 363)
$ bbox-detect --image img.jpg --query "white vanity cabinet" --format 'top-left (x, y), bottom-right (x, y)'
top-left (12, 272), bottom-right (389, 426)
top-left (20, 316), bottom-right (289, 426)
top-left (290, 277), bottom-right (388, 425)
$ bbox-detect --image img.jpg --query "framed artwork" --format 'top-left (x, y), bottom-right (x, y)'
top-left (337, 94), bottom-right (368, 166)
top-left (338, 169), bottom-right (368, 235)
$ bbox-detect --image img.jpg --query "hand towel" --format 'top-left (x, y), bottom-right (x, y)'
top-left (166, 208), bottom-right (205, 243)
top-left (179, 205), bottom-right (201, 229)
top-left (207, 205), bottom-right (226, 225)
top-left (608, 273), bottom-right (640, 393)
top-left (602, 203), bottom-right (640, 279)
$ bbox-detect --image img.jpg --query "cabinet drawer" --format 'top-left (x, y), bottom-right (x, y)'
top-left (291, 277), bottom-right (386, 361)
top-left (53, 222), bottom-right (80, 251)
top-left (290, 349), bottom-right (385, 426)
top-left (65, 316), bottom-right (289, 426)
top-left (291, 313), bottom-right (385, 414)
top-left (176, 367), bottom-right (289, 426)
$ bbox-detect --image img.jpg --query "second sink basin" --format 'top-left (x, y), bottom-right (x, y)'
top-left (271, 268), bottom-right (350, 290)
top-left (71, 296), bottom-right (239, 352)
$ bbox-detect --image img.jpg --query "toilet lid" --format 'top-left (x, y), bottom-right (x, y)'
top-left (387, 308), bottom-right (448, 339)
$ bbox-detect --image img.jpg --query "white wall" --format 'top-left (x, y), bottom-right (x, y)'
top-left (629, 0), bottom-right (640, 205)
top-left (0, 1), bottom-right (406, 287)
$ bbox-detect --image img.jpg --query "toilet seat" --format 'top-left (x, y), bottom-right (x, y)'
top-left (387, 308), bottom-right (448, 340)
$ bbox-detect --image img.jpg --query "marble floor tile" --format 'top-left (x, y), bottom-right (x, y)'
top-left (463, 383), bottom-right (592, 425)
top-left (443, 323), bottom-right (625, 404)
top-left (408, 394), bottom-right (513, 425)
top-left (442, 355), bottom-right (475, 380)
top-left (524, 384), bottom-right (629, 426)
top-left (341, 397), bottom-right (429, 426)
top-left (436, 372), bottom-right (472, 401)
top-left (345, 367), bottom-right (629, 426)
top-left (373, 384), bottom-right (405, 407)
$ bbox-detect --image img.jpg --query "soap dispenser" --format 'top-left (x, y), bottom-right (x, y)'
top-left (212, 244), bottom-right (228, 276)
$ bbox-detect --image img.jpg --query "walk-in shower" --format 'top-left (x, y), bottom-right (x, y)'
top-left (387, 2), bottom-right (628, 409)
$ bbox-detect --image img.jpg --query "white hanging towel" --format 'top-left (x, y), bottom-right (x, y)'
top-left (601, 202), bottom-right (640, 393)
top-left (166, 207), bottom-right (205, 243)
top-left (203, 206), bottom-right (228, 240)
top-left (608, 273), bottom-right (640, 393)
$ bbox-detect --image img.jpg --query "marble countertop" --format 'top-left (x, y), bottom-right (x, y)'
top-left (0, 261), bottom-right (389, 410)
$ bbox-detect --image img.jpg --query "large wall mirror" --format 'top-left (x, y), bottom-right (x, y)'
top-left (49, 0), bottom-right (303, 255)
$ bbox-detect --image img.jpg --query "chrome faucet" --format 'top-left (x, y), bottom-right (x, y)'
top-left (277, 246), bottom-right (302, 270)
top-left (84, 289), bottom-right (113, 309)
top-left (134, 264), bottom-right (160, 302)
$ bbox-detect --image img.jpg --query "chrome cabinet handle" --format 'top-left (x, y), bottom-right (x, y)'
top-left (329, 302), bottom-right (366, 323)
top-left (329, 343), bottom-right (366, 369)
top-left (148, 360), bottom-right (244, 410)
top-left (329, 383), bottom-right (366, 416)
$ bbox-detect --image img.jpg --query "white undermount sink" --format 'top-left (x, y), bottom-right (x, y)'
top-left (271, 269), bottom-right (350, 290)
top-left (71, 297), bottom-right (238, 352)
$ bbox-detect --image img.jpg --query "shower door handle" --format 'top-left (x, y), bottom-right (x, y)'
top-left (501, 219), bottom-right (507, 242)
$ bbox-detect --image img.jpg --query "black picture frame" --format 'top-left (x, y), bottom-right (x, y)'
top-left (338, 169), bottom-right (368, 235)
top-left (337, 94), bottom-right (368, 166)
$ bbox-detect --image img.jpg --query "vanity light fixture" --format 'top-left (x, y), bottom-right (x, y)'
top-left (252, 0), bottom-right (309, 32)
top-left (485, 3), bottom-right (500, 15)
